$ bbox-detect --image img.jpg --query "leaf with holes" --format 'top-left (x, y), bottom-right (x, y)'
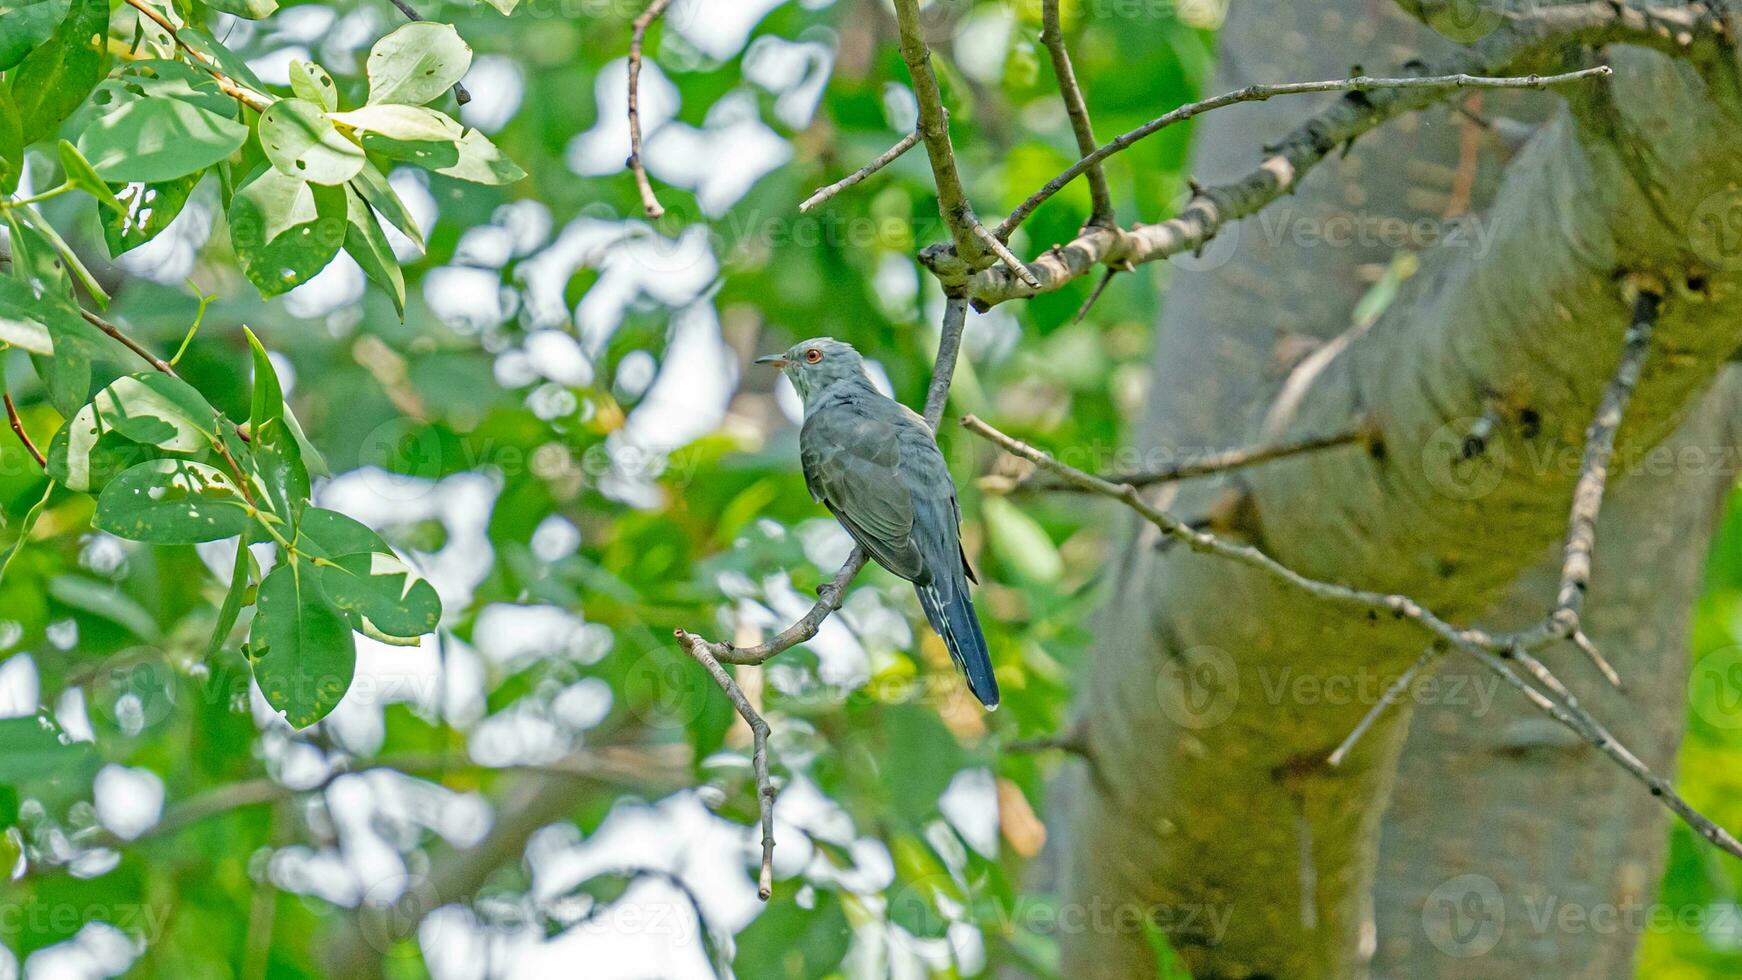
top-left (289, 59), bottom-right (338, 112)
top-left (315, 551), bottom-right (440, 643)
top-left (366, 22), bottom-right (471, 106)
top-left (228, 164), bottom-right (348, 297)
top-left (363, 127), bottom-right (524, 185)
top-left (249, 561), bottom-right (355, 729)
top-left (94, 459), bottom-right (251, 544)
top-left (101, 170), bottom-right (203, 256)
top-left (259, 98), bottom-right (364, 185)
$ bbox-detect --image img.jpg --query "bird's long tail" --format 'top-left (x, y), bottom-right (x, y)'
top-left (917, 580), bottom-right (999, 709)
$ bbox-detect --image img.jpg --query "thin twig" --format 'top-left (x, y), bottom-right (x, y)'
top-left (672, 633), bottom-right (776, 899)
top-left (890, 0), bottom-right (990, 267)
top-left (991, 424), bottom-right (1368, 494)
top-left (1039, 0), bottom-right (1112, 227)
top-left (1071, 266), bottom-right (1119, 325)
top-left (972, 221), bottom-right (1041, 288)
top-left (961, 413), bottom-right (1742, 861)
top-left (81, 308), bottom-right (177, 377)
top-left (1510, 291), bottom-right (1658, 662)
top-left (122, 0), bottom-right (273, 112)
top-left (5, 394), bottom-right (45, 469)
top-left (627, 0), bottom-right (674, 219)
top-left (994, 66), bottom-right (1613, 241)
top-left (385, 0), bottom-right (471, 105)
top-left (1327, 647), bottom-right (1440, 767)
top-left (798, 130), bottom-right (921, 213)
top-left (926, 53), bottom-right (1610, 308)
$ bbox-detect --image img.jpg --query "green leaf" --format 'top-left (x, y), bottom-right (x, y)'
top-left (0, 480), bottom-right (52, 590)
top-left (733, 888), bottom-right (852, 979)
top-left (259, 98), bottom-right (365, 185)
top-left (48, 574), bottom-right (160, 641)
top-left (0, 276), bottom-right (80, 358)
top-left (57, 138), bottom-right (122, 213)
top-left (315, 551), bottom-right (440, 642)
top-left (175, 29), bottom-right (269, 92)
top-left (342, 187), bottom-right (405, 315)
top-left (101, 170), bottom-right (203, 256)
top-left (297, 507), bottom-right (393, 559)
top-left (13, 204), bottom-right (107, 306)
top-left (249, 561), bottom-right (355, 729)
top-left (7, 0), bottom-right (106, 143)
top-left (983, 496), bottom-right (1063, 583)
top-left (245, 327), bottom-right (283, 430)
top-left (363, 127), bottom-right (525, 185)
top-left (227, 164), bottom-right (348, 297)
top-left (201, 0), bottom-right (276, 19)
top-left (0, 0), bottom-right (69, 72)
top-left (0, 308), bottom-right (51, 354)
top-left (480, 0), bottom-right (519, 13)
top-left (0, 87), bottom-right (21, 193)
top-left (94, 459), bottom-right (251, 544)
top-left (251, 417), bottom-right (309, 529)
top-left (77, 88), bottom-right (248, 183)
top-left (3, 209), bottom-right (68, 297)
top-left (330, 104), bottom-right (462, 142)
top-left (366, 22), bottom-right (472, 107)
top-left (75, 372), bottom-right (219, 457)
top-left (350, 161), bottom-right (423, 249)
top-left (289, 59), bottom-right (338, 112)
top-left (204, 529), bottom-right (254, 658)
top-left (0, 715), bottom-right (95, 783)
top-left (45, 421), bottom-right (150, 493)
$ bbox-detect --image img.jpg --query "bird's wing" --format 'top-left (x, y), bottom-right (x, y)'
top-left (801, 394), bottom-right (925, 580)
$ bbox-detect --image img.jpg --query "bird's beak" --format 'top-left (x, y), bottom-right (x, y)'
top-left (754, 355), bottom-right (789, 367)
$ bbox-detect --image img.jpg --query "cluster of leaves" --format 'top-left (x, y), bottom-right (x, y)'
top-left (0, 2), bottom-right (498, 716)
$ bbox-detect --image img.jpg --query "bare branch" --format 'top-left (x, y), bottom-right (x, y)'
top-left (122, 0), bottom-right (273, 112)
top-left (960, 411), bottom-right (1742, 861)
top-left (798, 129), bottom-right (921, 213)
top-left (889, 0), bottom-right (990, 267)
top-left (994, 65), bottom-right (1611, 242)
top-left (1510, 290), bottom-right (1659, 660)
top-left (673, 632), bottom-right (776, 899)
top-left (989, 422), bottom-right (1370, 494)
top-left (1039, 0), bottom-right (1112, 227)
top-left (922, 33), bottom-right (1613, 309)
top-left (82, 308), bottom-right (177, 377)
top-left (384, 0), bottom-right (471, 105)
top-left (1327, 647), bottom-right (1440, 768)
top-left (972, 220), bottom-right (1041, 288)
top-left (5, 394), bottom-right (45, 469)
top-left (627, 0), bottom-right (673, 219)
top-left (1071, 266), bottom-right (1119, 325)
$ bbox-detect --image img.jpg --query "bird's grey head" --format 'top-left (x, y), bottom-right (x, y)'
top-left (755, 337), bottom-right (869, 402)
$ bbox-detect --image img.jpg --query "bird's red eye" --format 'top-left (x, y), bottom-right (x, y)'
top-left (804, 348), bottom-right (823, 363)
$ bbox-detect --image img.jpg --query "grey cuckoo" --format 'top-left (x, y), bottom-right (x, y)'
top-left (757, 337), bottom-right (999, 708)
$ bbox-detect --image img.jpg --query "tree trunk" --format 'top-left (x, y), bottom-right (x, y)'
top-left (1059, 1), bottom-right (1742, 977)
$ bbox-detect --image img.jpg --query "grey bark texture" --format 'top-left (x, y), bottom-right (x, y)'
top-left (1059, 1), bottom-right (1742, 977)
